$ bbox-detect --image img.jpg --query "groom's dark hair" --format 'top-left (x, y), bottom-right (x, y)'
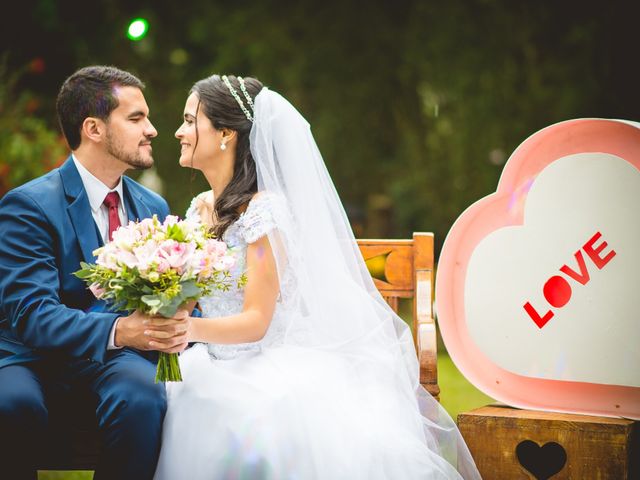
top-left (56, 66), bottom-right (145, 150)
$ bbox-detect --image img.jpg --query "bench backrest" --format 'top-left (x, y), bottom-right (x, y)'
top-left (357, 232), bottom-right (439, 399)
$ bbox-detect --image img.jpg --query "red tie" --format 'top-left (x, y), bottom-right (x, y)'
top-left (103, 191), bottom-right (121, 242)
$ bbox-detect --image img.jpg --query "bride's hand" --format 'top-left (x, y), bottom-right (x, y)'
top-left (144, 309), bottom-right (192, 353)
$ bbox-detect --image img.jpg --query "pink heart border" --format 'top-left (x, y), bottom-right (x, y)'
top-left (435, 118), bottom-right (640, 419)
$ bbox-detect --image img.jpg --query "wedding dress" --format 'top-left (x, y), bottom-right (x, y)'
top-left (154, 87), bottom-right (480, 479)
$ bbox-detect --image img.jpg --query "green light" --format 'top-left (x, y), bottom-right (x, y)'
top-left (127, 18), bottom-right (149, 41)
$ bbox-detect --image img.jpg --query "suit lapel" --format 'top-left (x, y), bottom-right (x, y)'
top-left (60, 159), bottom-right (156, 262)
top-left (59, 158), bottom-right (101, 263)
top-left (123, 177), bottom-right (153, 222)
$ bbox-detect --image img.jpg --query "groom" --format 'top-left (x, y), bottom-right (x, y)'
top-left (0, 66), bottom-right (188, 479)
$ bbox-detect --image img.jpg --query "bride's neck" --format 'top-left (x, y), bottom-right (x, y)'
top-left (203, 167), bottom-right (233, 202)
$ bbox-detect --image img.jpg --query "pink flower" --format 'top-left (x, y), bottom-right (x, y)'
top-left (112, 225), bottom-right (139, 250)
top-left (115, 250), bottom-right (139, 269)
top-left (137, 217), bottom-right (156, 236)
top-left (96, 249), bottom-right (119, 270)
top-left (89, 282), bottom-right (105, 299)
top-left (213, 255), bottom-right (236, 271)
top-left (163, 215), bottom-right (180, 226)
top-left (156, 258), bottom-right (170, 273)
top-left (157, 240), bottom-right (196, 274)
top-left (206, 239), bottom-right (229, 258)
top-left (133, 240), bottom-right (159, 272)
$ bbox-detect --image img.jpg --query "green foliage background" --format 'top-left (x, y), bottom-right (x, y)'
top-left (1, 0), bottom-right (636, 254)
top-left (1, 3), bottom-right (636, 477)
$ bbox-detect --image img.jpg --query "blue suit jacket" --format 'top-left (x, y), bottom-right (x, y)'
top-left (0, 157), bottom-right (170, 369)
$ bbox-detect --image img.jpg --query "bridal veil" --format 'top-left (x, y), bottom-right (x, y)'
top-left (249, 87), bottom-right (481, 479)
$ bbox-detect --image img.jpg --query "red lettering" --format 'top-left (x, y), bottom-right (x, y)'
top-left (524, 302), bottom-right (554, 329)
top-left (524, 231), bottom-right (615, 329)
top-left (559, 250), bottom-right (590, 285)
top-left (543, 275), bottom-right (572, 308)
top-left (583, 231), bottom-right (616, 269)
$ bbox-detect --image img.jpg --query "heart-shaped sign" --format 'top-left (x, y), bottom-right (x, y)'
top-left (436, 119), bottom-right (640, 419)
top-left (516, 440), bottom-right (567, 480)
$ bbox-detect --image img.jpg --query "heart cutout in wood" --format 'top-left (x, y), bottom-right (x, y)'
top-left (516, 440), bottom-right (567, 479)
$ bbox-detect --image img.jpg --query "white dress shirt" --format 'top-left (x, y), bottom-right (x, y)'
top-left (72, 155), bottom-right (127, 349)
top-left (72, 155), bottom-right (127, 243)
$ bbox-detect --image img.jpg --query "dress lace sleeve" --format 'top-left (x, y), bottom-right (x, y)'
top-left (185, 192), bottom-right (214, 223)
top-left (239, 194), bottom-right (278, 244)
top-left (185, 197), bottom-right (200, 221)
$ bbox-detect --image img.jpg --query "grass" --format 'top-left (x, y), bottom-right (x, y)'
top-left (38, 472), bottom-right (93, 480)
top-left (438, 352), bottom-right (495, 420)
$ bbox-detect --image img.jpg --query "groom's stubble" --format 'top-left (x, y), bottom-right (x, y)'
top-left (105, 127), bottom-right (154, 171)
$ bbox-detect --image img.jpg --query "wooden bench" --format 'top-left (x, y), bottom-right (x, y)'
top-left (37, 232), bottom-right (438, 471)
top-left (357, 232), bottom-right (439, 399)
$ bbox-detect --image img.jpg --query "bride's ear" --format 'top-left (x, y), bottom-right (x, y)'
top-left (220, 128), bottom-right (237, 144)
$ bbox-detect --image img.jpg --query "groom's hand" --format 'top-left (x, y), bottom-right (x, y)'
top-left (142, 309), bottom-right (191, 353)
top-left (115, 310), bottom-right (189, 353)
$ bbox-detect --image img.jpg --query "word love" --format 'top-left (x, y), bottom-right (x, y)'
top-left (523, 231), bottom-right (616, 329)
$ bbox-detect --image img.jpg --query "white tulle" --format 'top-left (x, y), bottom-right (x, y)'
top-left (154, 88), bottom-right (481, 479)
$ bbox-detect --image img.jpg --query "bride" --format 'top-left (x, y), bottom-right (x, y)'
top-left (153, 74), bottom-right (480, 479)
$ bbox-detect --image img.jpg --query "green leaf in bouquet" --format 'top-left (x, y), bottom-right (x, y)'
top-left (157, 297), bottom-right (183, 318)
top-left (141, 295), bottom-right (162, 308)
top-left (179, 280), bottom-right (200, 299)
top-left (73, 262), bottom-right (97, 279)
top-left (156, 280), bottom-right (200, 317)
top-left (73, 269), bottom-right (93, 279)
top-left (107, 278), bottom-right (126, 290)
top-left (166, 223), bottom-right (186, 242)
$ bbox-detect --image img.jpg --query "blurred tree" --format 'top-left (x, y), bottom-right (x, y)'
top-left (0, 0), bottom-right (637, 251)
top-left (0, 57), bottom-right (67, 197)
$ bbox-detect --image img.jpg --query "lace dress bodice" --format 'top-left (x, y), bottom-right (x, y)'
top-left (185, 193), bottom-right (291, 359)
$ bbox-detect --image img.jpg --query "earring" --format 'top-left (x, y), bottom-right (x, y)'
top-left (220, 142), bottom-right (227, 151)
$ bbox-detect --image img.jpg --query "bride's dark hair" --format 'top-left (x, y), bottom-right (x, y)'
top-left (190, 74), bottom-right (264, 238)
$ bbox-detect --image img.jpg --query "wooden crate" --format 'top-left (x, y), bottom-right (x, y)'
top-left (457, 405), bottom-right (639, 479)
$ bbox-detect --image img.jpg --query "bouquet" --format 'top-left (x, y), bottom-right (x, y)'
top-left (74, 214), bottom-right (240, 382)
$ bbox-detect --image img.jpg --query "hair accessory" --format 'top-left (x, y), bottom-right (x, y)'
top-left (237, 77), bottom-right (255, 111)
top-left (222, 75), bottom-right (253, 122)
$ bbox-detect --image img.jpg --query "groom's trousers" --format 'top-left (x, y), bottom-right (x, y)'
top-left (0, 347), bottom-right (166, 480)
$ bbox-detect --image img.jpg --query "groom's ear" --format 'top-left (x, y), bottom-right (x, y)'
top-left (81, 117), bottom-right (106, 144)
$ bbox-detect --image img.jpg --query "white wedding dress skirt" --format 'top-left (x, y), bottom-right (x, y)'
top-left (155, 342), bottom-right (463, 480)
top-left (154, 195), bottom-right (468, 479)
